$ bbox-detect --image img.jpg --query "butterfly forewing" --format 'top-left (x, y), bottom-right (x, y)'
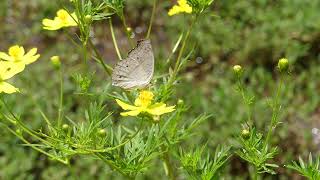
top-left (112, 39), bottom-right (154, 89)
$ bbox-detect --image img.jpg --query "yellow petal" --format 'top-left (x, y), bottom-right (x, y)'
top-left (8, 45), bottom-right (25, 58)
top-left (147, 103), bottom-right (176, 116)
top-left (25, 48), bottom-right (37, 57)
top-left (0, 61), bottom-right (25, 80)
top-left (23, 54), bottom-right (40, 65)
top-left (120, 110), bottom-right (142, 117)
top-left (115, 99), bottom-right (139, 110)
top-left (0, 81), bottom-right (19, 94)
top-left (0, 52), bottom-right (13, 61)
top-left (42, 18), bottom-right (63, 30)
top-left (168, 5), bottom-right (182, 16)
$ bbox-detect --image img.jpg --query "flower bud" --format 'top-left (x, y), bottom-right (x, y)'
top-left (153, 116), bottom-right (160, 122)
top-left (62, 124), bottom-right (69, 131)
top-left (277, 58), bottom-right (289, 72)
top-left (233, 65), bottom-right (243, 77)
top-left (241, 129), bottom-right (250, 139)
top-left (50, 56), bottom-right (61, 69)
top-left (178, 99), bottom-right (184, 105)
top-left (126, 27), bottom-right (132, 33)
top-left (85, 15), bottom-right (92, 23)
top-left (98, 128), bottom-right (107, 137)
top-left (16, 129), bottom-right (22, 135)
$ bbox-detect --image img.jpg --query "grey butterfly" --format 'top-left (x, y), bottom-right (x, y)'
top-left (112, 39), bottom-right (154, 89)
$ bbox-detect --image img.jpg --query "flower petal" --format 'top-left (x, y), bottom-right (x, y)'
top-left (0, 81), bottom-right (19, 94)
top-left (116, 99), bottom-right (139, 110)
top-left (23, 54), bottom-right (40, 65)
top-left (168, 5), bottom-right (182, 16)
top-left (0, 61), bottom-right (25, 80)
top-left (42, 18), bottom-right (63, 30)
top-left (25, 48), bottom-right (37, 57)
top-left (147, 103), bottom-right (176, 116)
top-left (120, 110), bottom-right (142, 117)
top-left (0, 52), bottom-right (13, 61)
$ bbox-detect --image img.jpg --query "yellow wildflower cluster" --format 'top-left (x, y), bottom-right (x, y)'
top-left (0, 45), bottom-right (40, 94)
top-left (168, 0), bottom-right (192, 16)
top-left (116, 91), bottom-right (175, 117)
top-left (42, 9), bottom-right (78, 30)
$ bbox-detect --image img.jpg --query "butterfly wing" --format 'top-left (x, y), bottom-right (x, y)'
top-left (112, 39), bottom-right (154, 89)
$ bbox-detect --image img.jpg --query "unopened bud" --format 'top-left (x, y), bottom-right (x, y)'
top-left (126, 27), bottom-right (132, 33)
top-left (98, 128), bottom-right (107, 137)
top-left (241, 129), bottom-right (250, 139)
top-left (85, 15), bottom-right (92, 23)
top-left (277, 58), bottom-right (289, 72)
top-left (233, 65), bottom-right (243, 77)
top-left (62, 124), bottom-right (69, 131)
top-left (153, 116), bottom-right (160, 122)
top-left (50, 56), bottom-right (61, 69)
top-left (178, 99), bottom-right (184, 105)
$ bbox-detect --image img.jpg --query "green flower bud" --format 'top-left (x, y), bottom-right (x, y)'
top-left (85, 15), bottom-right (92, 23)
top-left (153, 116), bottom-right (160, 122)
top-left (50, 56), bottom-right (61, 69)
top-left (241, 129), bottom-right (250, 139)
top-left (16, 129), bottom-right (22, 135)
top-left (277, 58), bottom-right (289, 72)
top-left (98, 129), bottom-right (107, 137)
top-left (178, 99), bottom-right (184, 105)
top-left (233, 65), bottom-right (243, 77)
top-left (126, 27), bottom-right (132, 33)
top-left (62, 124), bottom-right (69, 131)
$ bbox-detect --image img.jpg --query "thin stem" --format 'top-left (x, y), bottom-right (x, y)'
top-left (169, 17), bottom-right (197, 85)
top-left (161, 146), bottom-right (176, 180)
top-left (146, 0), bottom-right (157, 39)
top-left (265, 75), bottom-right (284, 147)
top-left (237, 79), bottom-right (252, 128)
top-left (109, 18), bottom-right (122, 60)
top-left (88, 39), bottom-right (113, 75)
top-left (119, 12), bottom-right (134, 47)
top-left (58, 67), bottom-right (64, 127)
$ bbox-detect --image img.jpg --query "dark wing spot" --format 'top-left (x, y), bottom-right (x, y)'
top-left (6, 67), bottom-right (11, 72)
top-left (119, 75), bottom-right (122, 78)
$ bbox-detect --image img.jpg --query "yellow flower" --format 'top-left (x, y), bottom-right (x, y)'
top-left (116, 91), bottom-right (176, 117)
top-left (0, 45), bottom-right (40, 66)
top-left (42, 9), bottom-right (78, 30)
top-left (0, 61), bottom-right (25, 94)
top-left (168, 0), bottom-right (192, 16)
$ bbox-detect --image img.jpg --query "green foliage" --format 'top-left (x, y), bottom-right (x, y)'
top-left (0, 0), bottom-right (319, 179)
top-left (236, 128), bottom-right (279, 174)
top-left (286, 154), bottom-right (320, 180)
top-left (180, 145), bottom-right (231, 180)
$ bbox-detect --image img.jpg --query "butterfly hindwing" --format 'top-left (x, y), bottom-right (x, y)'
top-left (112, 39), bottom-right (154, 89)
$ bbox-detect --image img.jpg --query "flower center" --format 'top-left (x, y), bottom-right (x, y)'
top-left (8, 46), bottom-right (22, 59)
top-left (57, 10), bottom-right (68, 21)
top-left (137, 91), bottom-right (154, 107)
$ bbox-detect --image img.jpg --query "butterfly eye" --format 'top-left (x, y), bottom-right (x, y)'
top-left (119, 75), bottom-right (122, 78)
top-left (126, 65), bottom-right (129, 67)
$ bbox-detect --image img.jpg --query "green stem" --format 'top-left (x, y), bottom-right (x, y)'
top-left (265, 75), bottom-right (284, 147)
top-left (161, 146), bottom-right (176, 180)
top-left (88, 39), bottom-right (113, 75)
top-left (237, 79), bottom-right (252, 128)
top-left (109, 18), bottom-right (122, 60)
top-left (146, 0), bottom-right (157, 39)
top-left (119, 12), bottom-right (134, 47)
top-left (169, 17), bottom-right (196, 85)
top-left (58, 67), bottom-right (64, 127)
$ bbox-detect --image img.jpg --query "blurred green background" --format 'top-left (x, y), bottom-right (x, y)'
top-left (0, 0), bottom-right (320, 179)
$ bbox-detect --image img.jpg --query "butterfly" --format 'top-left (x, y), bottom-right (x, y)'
top-left (112, 39), bottom-right (154, 89)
